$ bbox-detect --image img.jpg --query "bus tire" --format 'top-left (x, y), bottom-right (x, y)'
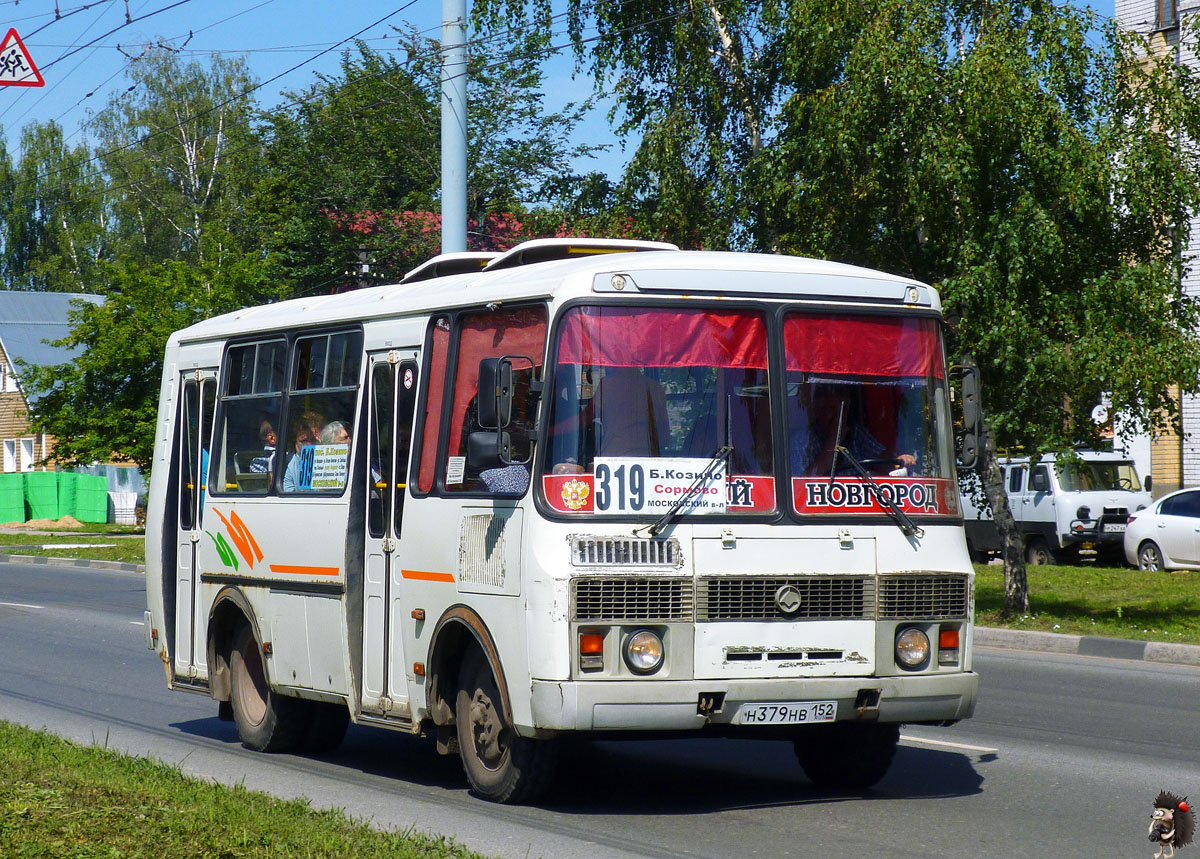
top-left (794, 722), bottom-right (899, 790)
top-left (455, 649), bottom-right (557, 804)
top-left (303, 702), bottom-right (350, 754)
top-left (229, 622), bottom-right (309, 753)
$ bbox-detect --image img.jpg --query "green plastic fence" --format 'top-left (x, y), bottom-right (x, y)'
top-left (0, 473), bottom-right (23, 524)
top-left (23, 471), bottom-right (59, 520)
top-left (73, 474), bottom-right (109, 523)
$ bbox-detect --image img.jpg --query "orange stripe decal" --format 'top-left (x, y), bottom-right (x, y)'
top-left (268, 564), bottom-right (340, 577)
top-left (401, 569), bottom-right (455, 583)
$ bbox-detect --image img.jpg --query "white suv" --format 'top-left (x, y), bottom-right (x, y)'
top-left (961, 451), bottom-right (1151, 565)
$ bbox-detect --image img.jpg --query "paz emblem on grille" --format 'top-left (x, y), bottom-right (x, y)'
top-left (774, 584), bottom-right (803, 616)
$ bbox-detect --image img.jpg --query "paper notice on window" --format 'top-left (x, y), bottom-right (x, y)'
top-left (446, 456), bottom-right (466, 485)
top-left (309, 443), bottom-right (349, 489)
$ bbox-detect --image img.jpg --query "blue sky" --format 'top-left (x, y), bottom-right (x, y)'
top-left (0, 0), bottom-right (1117, 181)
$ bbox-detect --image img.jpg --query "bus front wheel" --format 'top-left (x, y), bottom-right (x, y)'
top-left (794, 722), bottom-right (899, 790)
top-left (455, 649), bottom-right (557, 804)
top-left (229, 623), bottom-right (309, 753)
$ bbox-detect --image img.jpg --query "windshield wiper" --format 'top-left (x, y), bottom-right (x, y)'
top-left (831, 443), bottom-right (924, 539)
top-left (635, 445), bottom-right (732, 538)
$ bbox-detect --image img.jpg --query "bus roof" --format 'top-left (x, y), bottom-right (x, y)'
top-left (170, 242), bottom-right (938, 346)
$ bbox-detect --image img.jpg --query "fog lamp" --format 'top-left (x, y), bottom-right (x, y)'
top-left (623, 630), bottom-right (664, 675)
top-left (895, 627), bottom-right (930, 669)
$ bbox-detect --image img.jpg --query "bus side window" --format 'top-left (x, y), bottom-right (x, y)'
top-left (416, 316), bottom-right (451, 494)
top-left (280, 331), bottom-right (362, 495)
top-left (213, 340), bottom-right (286, 496)
top-left (444, 305), bottom-right (546, 495)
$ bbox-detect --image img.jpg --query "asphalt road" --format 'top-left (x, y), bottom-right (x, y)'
top-left (2, 559), bottom-right (1197, 859)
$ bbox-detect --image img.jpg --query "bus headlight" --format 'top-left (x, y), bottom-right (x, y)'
top-left (623, 630), bottom-right (664, 675)
top-left (895, 627), bottom-right (930, 669)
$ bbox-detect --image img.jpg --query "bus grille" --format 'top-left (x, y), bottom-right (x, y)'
top-left (570, 536), bottom-right (681, 568)
top-left (571, 577), bottom-right (693, 621)
top-left (569, 574), bottom-right (970, 623)
top-left (877, 575), bottom-right (970, 619)
top-left (696, 576), bottom-right (873, 622)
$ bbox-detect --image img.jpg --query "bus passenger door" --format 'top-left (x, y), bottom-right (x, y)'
top-left (174, 370), bottom-right (216, 680)
top-left (361, 352), bottom-right (419, 716)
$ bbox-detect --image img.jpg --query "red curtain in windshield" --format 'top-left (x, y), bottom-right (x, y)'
top-left (556, 307), bottom-right (768, 369)
top-left (784, 314), bottom-right (944, 379)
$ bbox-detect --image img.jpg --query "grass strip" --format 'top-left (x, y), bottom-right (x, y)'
top-left (975, 563), bottom-right (1200, 644)
top-left (0, 532), bottom-right (145, 566)
top-left (0, 721), bottom-right (490, 859)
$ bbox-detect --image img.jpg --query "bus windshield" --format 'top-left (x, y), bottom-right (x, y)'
top-left (784, 312), bottom-right (957, 517)
top-left (540, 305), bottom-right (958, 519)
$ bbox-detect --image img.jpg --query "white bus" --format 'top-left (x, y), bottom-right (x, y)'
top-left (145, 238), bottom-right (980, 803)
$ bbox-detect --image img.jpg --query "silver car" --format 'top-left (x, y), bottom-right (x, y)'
top-left (1123, 487), bottom-right (1200, 570)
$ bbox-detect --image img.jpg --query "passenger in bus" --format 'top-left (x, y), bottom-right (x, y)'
top-left (589, 367), bottom-right (670, 457)
top-left (248, 419), bottom-right (277, 473)
top-left (321, 420), bottom-right (350, 444)
top-left (791, 384), bottom-right (916, 477)
top-left (282, 411), bottom-right (324, 492)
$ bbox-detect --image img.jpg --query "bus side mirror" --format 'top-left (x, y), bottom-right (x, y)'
top-left (958, 364), bottom-right (983, 471)
top-left (477, 357), bottom-right (513, 429)
top-left (1145, 475), bottom-right (1153, 493)
top-left (467, 429), bottom-right (511, 470)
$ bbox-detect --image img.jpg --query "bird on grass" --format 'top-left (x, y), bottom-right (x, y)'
top-left (1150, 790), bottom-right (1195, 859)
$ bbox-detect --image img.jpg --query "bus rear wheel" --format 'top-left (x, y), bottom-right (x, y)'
top-left (455, 650), bottom-right (557, 804)
top-left (794, 722), bottom-right (899, 790)
top-left (229, 623), bottom-right (308, 753)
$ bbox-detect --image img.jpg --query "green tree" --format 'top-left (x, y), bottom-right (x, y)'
top-left (3, 121), bottom-right (108, 292)
top-left (474, 0), bottom-right (780, 247)
top-left (90, 49), bottom-right (263, 269)
top-left (762, 1), bottom-right (1200, 613)
top-left (249, 43), bottom-right (440, 293)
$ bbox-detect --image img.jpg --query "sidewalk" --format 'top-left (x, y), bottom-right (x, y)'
top-left (975, 626), bottom-right (1200, 668)
top-left (0, 553), bottom-right (144, 574)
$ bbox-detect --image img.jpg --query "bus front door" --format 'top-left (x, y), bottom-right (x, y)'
top-left (174, 371), bottom-right (216, 680)
top-left (361, 352), bottom-right (420, 717)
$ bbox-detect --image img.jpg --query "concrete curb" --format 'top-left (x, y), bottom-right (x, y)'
top-left (0, 553), bottom-right (144, 574)
top-left (976, 626), bottom-right (1200, 668)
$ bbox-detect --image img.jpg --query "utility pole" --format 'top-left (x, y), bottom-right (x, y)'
top-left (441, 0), bottom-right (468, 254)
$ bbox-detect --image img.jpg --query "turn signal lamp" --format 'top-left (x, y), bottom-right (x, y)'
top-left (579, 631), bottom-right (605, 671)
top-left (938, 627), bottom-right (960, 665)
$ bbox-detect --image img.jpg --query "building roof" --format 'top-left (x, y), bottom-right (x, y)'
top-left (0, 291), bottom-right (103, 399)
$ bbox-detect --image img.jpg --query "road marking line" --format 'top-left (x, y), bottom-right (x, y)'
top-left (129, 620), bottom-right (144, 626)
top-left (901, 734), bottom-right (998, 753)
top-left (0, 600), bottom-right (43, 609)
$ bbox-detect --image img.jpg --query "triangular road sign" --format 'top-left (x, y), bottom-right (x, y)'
top-left (0, 28), bottom-right (44, 87)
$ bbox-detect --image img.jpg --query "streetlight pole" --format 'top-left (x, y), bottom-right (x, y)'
top-left (441, 0), bottom-right (468, 254)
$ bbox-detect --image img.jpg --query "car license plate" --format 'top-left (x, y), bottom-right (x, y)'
top-left (1103, 523), bottom-right (1126, 533)
top-left (733, 701), bottom-right (837, 725)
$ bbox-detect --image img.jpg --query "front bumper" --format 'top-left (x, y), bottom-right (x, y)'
top-left (526, 671), bottom-right (978, 735)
